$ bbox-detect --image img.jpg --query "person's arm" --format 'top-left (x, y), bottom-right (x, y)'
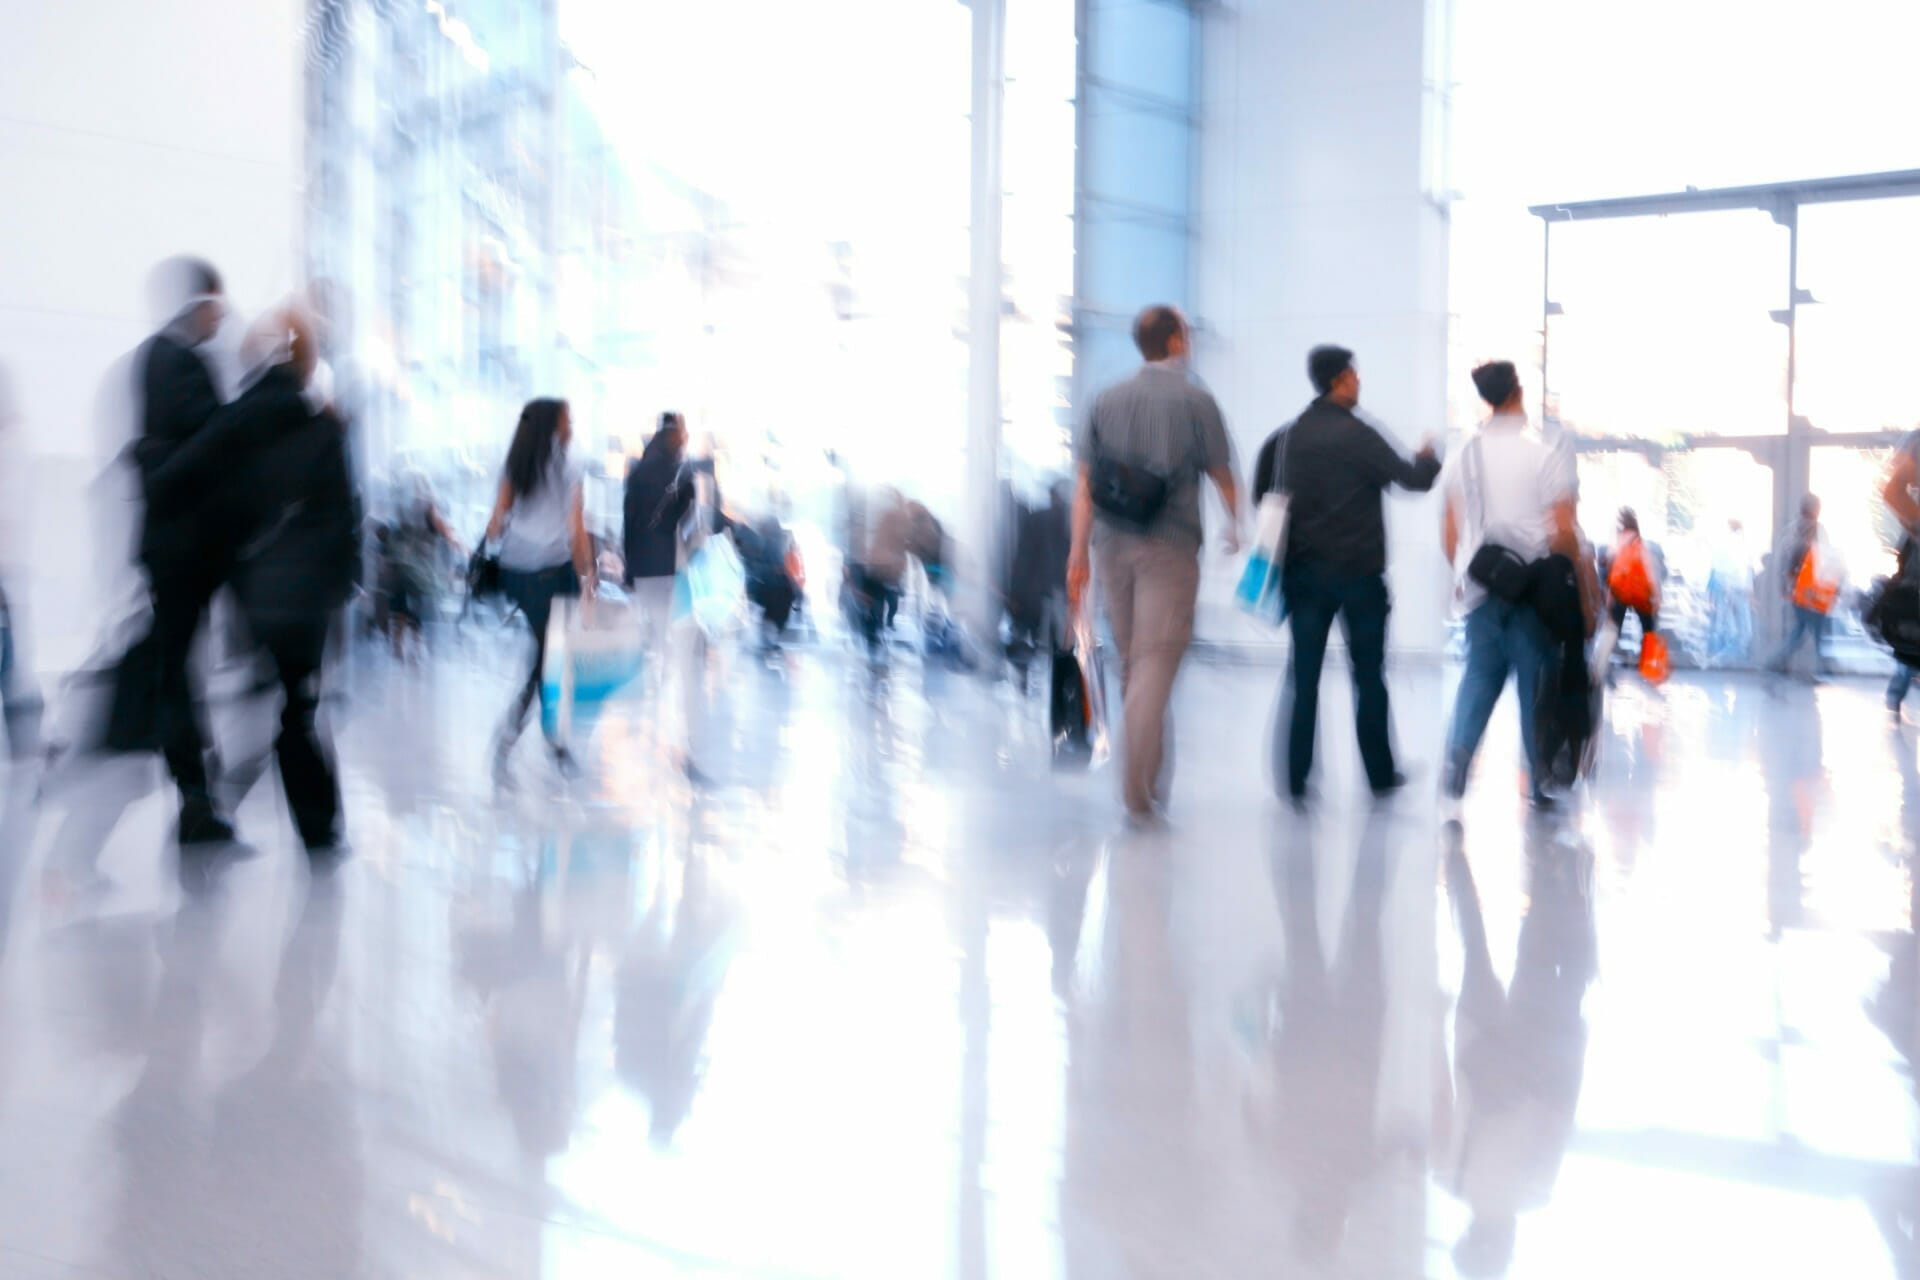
top-left (1067, 462), bottom-right (1094, 612)
top-left (134, 344), bottom-right (229, 510)
top-left (484, 478), bottom-right (512, 542)
top-left (568, 480), bottom-right (594, 590)
top-left (1195, 394), bottom-right (1242, 550)
top-left (429, 504), bottom-right (464, 553)
top-left (1250, 433), bottom-right (1277, 505)
top-left (1886, 450), bottom-right (1920, 534)
top-left (1358, 422), bottom-right (1441, 492)
top-left (1209, 467), bottom-right (1242, 554)
top-left (1442, 494), bottom-right (1461, 565)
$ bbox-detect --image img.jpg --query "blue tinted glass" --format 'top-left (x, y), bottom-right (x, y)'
top-left (1084, 91), bottom-right (1191, 218)
top-left (1079, 324), bottom-right (1145, 396)
top-left (1081, 215), bottom-right (1188, 314)
top-left (1088, 0), bottom-right (1193, 102)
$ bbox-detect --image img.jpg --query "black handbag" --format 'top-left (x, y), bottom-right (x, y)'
top-left (468, 545), bottom-right (504, 599)
top-left (1462, 437), bottom-right (1536, 604)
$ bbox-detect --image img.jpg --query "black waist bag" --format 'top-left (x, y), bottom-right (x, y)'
top-left (1089, 454), bottom-right (1171, 527)
top-left (1469, 542), bottom-right (1534, 604)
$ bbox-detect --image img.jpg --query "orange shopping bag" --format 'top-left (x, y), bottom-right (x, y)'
top-left (1638, 631), bottom-right (1670, 684)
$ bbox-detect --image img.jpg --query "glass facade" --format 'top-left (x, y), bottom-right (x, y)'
top-left (1072, 0), bottom-right (1199, 407)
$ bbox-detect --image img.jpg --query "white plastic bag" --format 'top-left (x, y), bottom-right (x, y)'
top-left (541, 590), bottom-right (645, 741)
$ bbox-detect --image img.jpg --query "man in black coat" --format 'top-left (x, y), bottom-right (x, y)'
top-left (1253, 345), bottom-right (1440, 803)
top-left (132, 257), bottom-right (237, 844)
top-left (622, 414), bottom-right (695, 653)
top-left (217, 308), bottom-right (362, 855)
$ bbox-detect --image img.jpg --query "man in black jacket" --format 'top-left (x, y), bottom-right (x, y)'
top-left (132, 257), bottom-right (236, 844)
top-left (1253, 345), bottom-right (1440, 803)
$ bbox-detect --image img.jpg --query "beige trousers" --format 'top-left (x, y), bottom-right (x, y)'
top-left (1096, 532), bottom-right (1200, 816)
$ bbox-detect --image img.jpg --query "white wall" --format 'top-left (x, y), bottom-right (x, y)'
top-left (0, 0), bottom-right (302, 674)
top-left (1192, 0), bottom-right (1453, 658)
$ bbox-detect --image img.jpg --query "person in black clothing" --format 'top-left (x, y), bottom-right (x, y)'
top-left (216, 306), bottom-right (361, 856)
top-left (132, 256), bottom-right (236, 845)
top-left (622, 413), bottom-right (696, 662)
top-left (1252, 345), bottom-right (1440, 802)
top-left (736, 510), bottom-right (800, 648)
top-left (1005, 480), bottom-right (1072, 691)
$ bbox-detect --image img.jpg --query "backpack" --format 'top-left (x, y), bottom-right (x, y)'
top-left (1792, 541), bottom-right (1840, 614)
top-left (1607, 537), bottom-right (1654, 611)
top-left (1865, 547), bottom-right (1920, 666)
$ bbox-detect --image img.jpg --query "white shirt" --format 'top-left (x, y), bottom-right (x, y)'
top-left (1442, 413), bottom-right (1577, 613)
top-left (498, 452), bottom-right (585, 572)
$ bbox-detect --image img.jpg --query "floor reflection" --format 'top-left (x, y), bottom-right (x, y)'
top-left (0, 655), bottom-right (1915, 1277)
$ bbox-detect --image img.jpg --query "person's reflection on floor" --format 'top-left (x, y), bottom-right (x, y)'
top-left (105, 873), bottom-right (228, 1276)
top-left (1440, 817), bottom-right (1598, 1278)
top-left (0, 771), bottom-right (38, 956)
top-left (1046, 837), bottom-right (1105, 1000)
top-left (206, 869), bottom-right (362, 1274)
top-left (1762, 692), bottom-right (1825, 940)
top-left (1057, 835), bottom-right (1200, 1274)
top-left (1866, 727), bottom-right (1920, 1272)
top-left (457, 865), bottom-right (588, 1161)
top-left (614, 846), bottom-right (738, 1147)
top-left (1264, 809), bottom-right (1392, 1264)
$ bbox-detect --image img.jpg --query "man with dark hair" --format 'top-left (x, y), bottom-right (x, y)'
top-left (1252, 344), bottom-right (1440, 802)
top-left (133, 255), bottom-right (236, 845)
top-left (1132, 305), bottom-right (1185, 363)
top-left (1440, 361), bottom-right (1579, 808)
top-left (1068, 304), bottom-right (1241, 824)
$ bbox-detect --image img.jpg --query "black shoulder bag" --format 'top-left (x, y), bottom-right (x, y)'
top-left (1463, 437), bottom-right (1535, 604)
top-left (1088, 411), bottom-right (1202, 529)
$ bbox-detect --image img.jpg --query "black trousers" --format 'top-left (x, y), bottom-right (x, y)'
top-left (501, 563), bottom-right (579, 740)
top-left (1280, 563), bottom-right (1395, 795)
top-left (252, 615), bottom-right (340, 849)
top-left (149, 559), bottom-right (228, 811)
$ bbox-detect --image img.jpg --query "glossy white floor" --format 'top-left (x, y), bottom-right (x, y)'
top-left (0, 637), bottom-right (1917, 1279)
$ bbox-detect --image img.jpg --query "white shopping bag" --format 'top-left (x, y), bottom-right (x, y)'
top-left (1234, 491), bottom-right (1290, 624)
top-left (542, 590), bottom-right (645, 742)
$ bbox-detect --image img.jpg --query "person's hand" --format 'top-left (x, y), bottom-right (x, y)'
top-left (1416, 435), bottom-right (1439, 459)
top-left (1066, 547), bottom-right (1091, 613)
top-left (1221, 524), bottom-right (1243, 557)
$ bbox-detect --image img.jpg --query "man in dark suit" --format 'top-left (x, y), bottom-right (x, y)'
top-left (132, 257), bottom-right (237, 845)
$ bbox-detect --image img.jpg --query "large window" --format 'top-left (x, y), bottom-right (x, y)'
top-left (1073, 0), bottom-right (1199, 404)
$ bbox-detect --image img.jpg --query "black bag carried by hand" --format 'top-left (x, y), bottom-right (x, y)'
top-left (468, 544), bottom-right (503, 600)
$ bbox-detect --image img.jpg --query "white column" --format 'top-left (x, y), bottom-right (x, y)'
top-left (963, 0), bottom-right (1007, 641)
top-left (1193, 0), bottom-right (1453, 659)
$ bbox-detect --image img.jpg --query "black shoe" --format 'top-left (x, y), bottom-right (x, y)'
top-left (1528, 789), bottom-right (1559, 812)
top-left (1371, 770), bottom-right (1414, 799)
top-left (549, 743), bottom-right (581, 780)
top-left (178, 806), bottom-right (236, 846)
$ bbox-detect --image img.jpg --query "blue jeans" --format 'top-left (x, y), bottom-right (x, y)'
top-left (1767, 605), bottom-right (1830, 674)
top-left (1891, 662), bottom-right (1915, 708)
top-left (1445, 598), bottom-right (1552, 796)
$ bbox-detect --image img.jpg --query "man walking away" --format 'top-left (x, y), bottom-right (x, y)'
top-left (1067, 304), bottom-right (1241, 824)
top-left (1882, 432), bottom-right (1920, 719)
top-left (1439, 361), bottom-right (1580, 809)
top-left (1766, 494), bottom-right (1837, 681)
top-left (133, 257), bottom-right (237, 845)
top-left (623, 412), bottom-right (695, 668)
top-left (1253, 345), bottom-right (1439, 804)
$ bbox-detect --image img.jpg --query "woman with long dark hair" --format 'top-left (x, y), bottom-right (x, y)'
top-left (485, 397), bottom-right (594, 779)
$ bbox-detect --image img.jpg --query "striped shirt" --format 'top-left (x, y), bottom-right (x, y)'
top-left (1073, 361), bottom-right (1232, 549)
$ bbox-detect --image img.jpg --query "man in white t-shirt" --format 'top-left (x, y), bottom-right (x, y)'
top-left (1440, 361), bottom-right (1580, 808)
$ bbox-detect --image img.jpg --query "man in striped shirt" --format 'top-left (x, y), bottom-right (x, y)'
top-left (1067, 304), bottom-right (1241, 824)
